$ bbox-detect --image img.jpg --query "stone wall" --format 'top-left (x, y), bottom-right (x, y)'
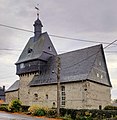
top-left (19, 74), bottom-right (35, 105)
top-left (21, 81), bottom-right (111, 109)
top-left (85, 81), bottom-right (111, 109)
top-left (5, 91), bottom-right (18, 103)
top-left (29, 85), bottom-right (57, 108)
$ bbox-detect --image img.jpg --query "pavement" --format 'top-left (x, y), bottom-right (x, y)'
top-left (0, 111), bottom-right (45, 120)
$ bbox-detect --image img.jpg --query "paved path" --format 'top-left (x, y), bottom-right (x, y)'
top-left (0, 112), bottom-right (45, 120)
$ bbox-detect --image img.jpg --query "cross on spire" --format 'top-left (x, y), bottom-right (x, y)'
top-left (35, 4), bottom-right (39, 19)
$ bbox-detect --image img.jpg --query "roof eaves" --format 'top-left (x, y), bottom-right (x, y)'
top-left (5, 88), bottom-right (19, 93)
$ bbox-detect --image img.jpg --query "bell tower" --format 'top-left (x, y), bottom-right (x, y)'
top-left (15, 5), bottom-right (57, 105)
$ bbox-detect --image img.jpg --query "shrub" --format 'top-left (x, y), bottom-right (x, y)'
top-left (60, 108), bottom-right (117, 119)
top-left (34, 109), bottom-right (46, 116)
top-left (61, 114), bottom-right (72, 120)
top-left (28, 105), bottom-right (47, 116)
top-left (104, 105), bottom-right (117, 110)
top-left (8, 99), bottom-right (22, 112)
top-left (28, 105), bottom-right (40, 115)
top-left (46, 109), bottom-right (57, 118)
top-left (21, 105), bottom-right (30, 112)
top-left (0, 105), bottom-right (8, 111)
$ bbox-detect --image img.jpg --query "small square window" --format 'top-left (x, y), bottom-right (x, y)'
top-left (61, 101), bottom-right (65, 106)
top-left (48, 46), bottom-right (52, 51)
top-left (101, 75), bottom-right (103, 79)
top-left (62, 92), bottom-right (65, 95)
top-left (20, 63), bottom-right (25, 69)
top-left (28, 48), bottom-right (33, 55)
top-left (61, 86), bottom-right (65, 91)
top-left (97, 73), bottom-right (99, 78)
top-left (62, 97), bottom-right (66, 100)
top-left (99, 61), bottom-right (102, 66)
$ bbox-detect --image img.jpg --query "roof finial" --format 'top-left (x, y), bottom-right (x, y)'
top-left (35, 4), bottom-right (39, 19)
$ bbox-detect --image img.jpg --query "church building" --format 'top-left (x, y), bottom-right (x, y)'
top-left (5, 12), bottom-right (112, 109)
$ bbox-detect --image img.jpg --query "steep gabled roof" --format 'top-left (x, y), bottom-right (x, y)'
top-left (16, 32), bottom-right (57, 64)
top-left (29, 44), bottom-right (111, 87)
top-left (5, 80), bottom-right (19, 93)
top-left (87, 45), bottom-right (112, 86)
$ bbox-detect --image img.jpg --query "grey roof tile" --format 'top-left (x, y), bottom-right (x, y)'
top-left (8, 44), bottom-right (111, 91)
top-left (29, 44), bottom-right (111, 87)
top-left (16, 32), bottom-right (57, 64)
top-left (0, 88), bottom-right (5, 96)
top-left (6, 80), bottom-right (19, 92)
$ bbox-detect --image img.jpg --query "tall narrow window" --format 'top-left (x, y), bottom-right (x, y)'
top-left (61, 86), bottom-right (66, 106)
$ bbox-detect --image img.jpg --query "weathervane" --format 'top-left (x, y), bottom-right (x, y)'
top-left (35, 4), bottom-right (39, 19)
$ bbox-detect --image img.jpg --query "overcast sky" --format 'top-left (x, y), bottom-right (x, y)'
top-left (0, 0), bottom-right (116, 99)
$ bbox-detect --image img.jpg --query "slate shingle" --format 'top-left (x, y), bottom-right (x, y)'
top-left (29, 44), bottom-right (111, 87)
top-left (6, 80), bottom-right (19, 92)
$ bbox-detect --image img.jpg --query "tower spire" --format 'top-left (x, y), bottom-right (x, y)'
top-left (33, 4), bottom-right (43, 41)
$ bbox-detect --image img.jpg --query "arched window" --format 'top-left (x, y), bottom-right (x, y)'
top-left (46, 94), bottom-right (48, 99)
top-left (34, 93), bottom-right (38, 101)
top-left (52, 102), bottom-right (55, 108)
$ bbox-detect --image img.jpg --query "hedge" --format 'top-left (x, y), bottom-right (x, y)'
top-left (60, 108), bottom-right (117, 119)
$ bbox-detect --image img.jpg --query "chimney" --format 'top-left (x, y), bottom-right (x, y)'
top-left (3, 86), bottom-right (5, 92)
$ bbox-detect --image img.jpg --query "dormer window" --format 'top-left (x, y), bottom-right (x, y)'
top-left (48, 46), bottom-right (52, 51)
top-left (28, 48), bottom-right (33, 55)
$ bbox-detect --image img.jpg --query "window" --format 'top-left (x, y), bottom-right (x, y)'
top-left (99, 61), bottom-right (102, 66)
top-left (34, 93), bottom-right (38, 101)
top-left (46, 94), bottom-right (48, 99)
top-left (52, 102), bottom-right (55, 108)
top-left (20, 63), bottom-right (25, 69)
top-left (61, 86), bottom-right (66, 106)
top-left (62, 92), bottom-right (65, 95)
top-left (28, 48), bottom-right (33, 55)
top-left (101, 74), bottom-right (103, 79)
top-left (48, 46), bottom-right (52, 51)
top-left (99, 105), bottom-right (102, 110)
top-left (62, 101), bottom-right (65, 106)
top-left (29, 64), bottom-right (31, 67)
top-left (62, 96), bottom-right (66, 100)
top-left (97, 73), bottom-right (99, 78)
top-left (61, 86), bottom-right (65, 91)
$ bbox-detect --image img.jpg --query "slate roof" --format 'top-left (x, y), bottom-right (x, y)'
top-left (5, 80), bottom-right (19, 93)
top-left (29, 44), bottom-right (112, 87)
top-left (16, 32), bottom-right (57, 64)
top-left (7, 44), bottom-right (111, 92)
top-left (0, 88), bottom-right (5, 96)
